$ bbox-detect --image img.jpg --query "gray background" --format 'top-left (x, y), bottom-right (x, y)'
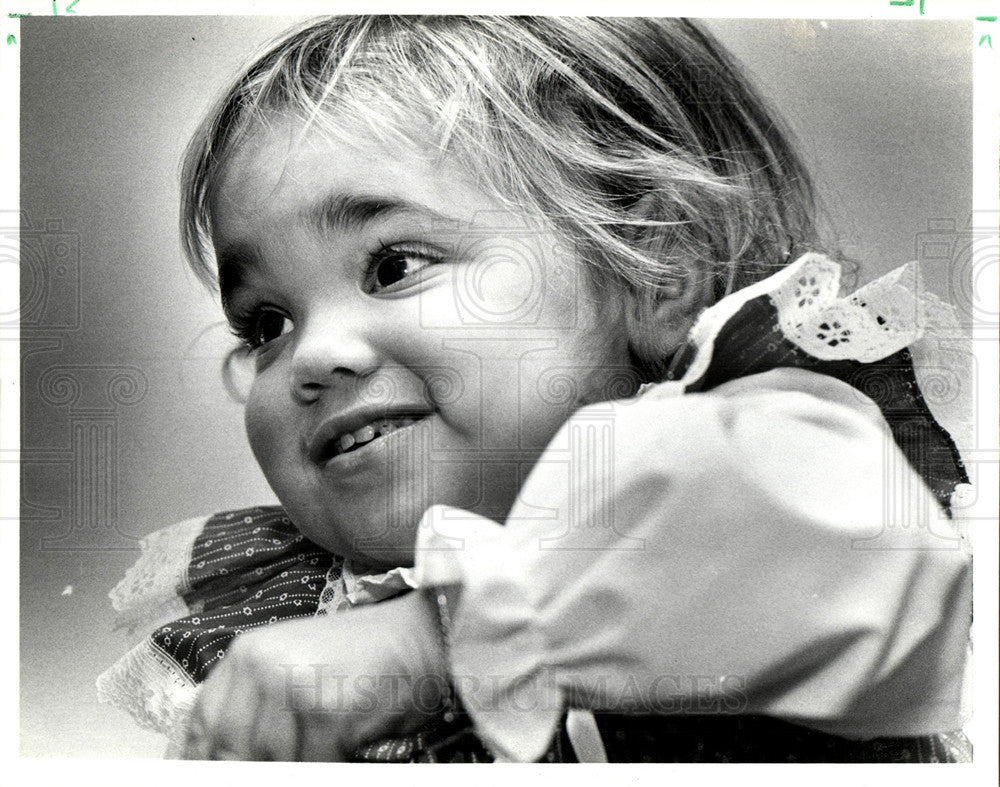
top-left (18, 17), bottom-right (972, 757)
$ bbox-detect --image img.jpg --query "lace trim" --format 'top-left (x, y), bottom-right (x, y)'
top-left (315, 560), bottom-right (417, 616)
top-left (772, 258), bottom-right (921, 362)
top-left (771, 257), bottom-right (972, 458)
top-left (664, 254), bottom-right (971, 457)
top-left (109, 515), bottom-right (207, 635)
top-left (314, 563), bottom-right (343, 616)
top-left (96, 638), bottom-right (199, 737)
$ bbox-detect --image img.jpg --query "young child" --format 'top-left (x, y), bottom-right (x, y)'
top-left (98, 16), bottom-right (972, 763)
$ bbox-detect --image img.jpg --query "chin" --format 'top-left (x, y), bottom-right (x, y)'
top-left (287, 503), bottom-right (419, 568)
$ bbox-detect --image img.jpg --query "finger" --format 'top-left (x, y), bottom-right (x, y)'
top-left (181, 653), bottom-right (259, 760)
top-left (205, 652), bottom-right (264, 759)
top-left (295, 668), bottom-right (352, 762)
top-left (180, 695), bottom-right (214, 760)
top-left (297, 711), bottom-right (347, 762)
top-left (249, 680), bottom-right (302, 761)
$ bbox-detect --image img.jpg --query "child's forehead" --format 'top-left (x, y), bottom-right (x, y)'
top-left (214, 112), bottom-right (545, 232)
top-left (207, 116), bottom-right (581, 278)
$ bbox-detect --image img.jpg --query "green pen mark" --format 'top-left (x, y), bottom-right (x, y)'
top-left (977, 14), bottom-right (996, 45)
top-left (5, 1), bottom-right (80, 44)
top-left (889, 0), bottom-right (925, 12)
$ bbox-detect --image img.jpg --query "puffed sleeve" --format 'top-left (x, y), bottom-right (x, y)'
top-left (413, 368), bottom-right (971, 762)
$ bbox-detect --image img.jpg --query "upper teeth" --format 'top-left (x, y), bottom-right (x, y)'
top-left (335, 417), bottom-right (421, 455)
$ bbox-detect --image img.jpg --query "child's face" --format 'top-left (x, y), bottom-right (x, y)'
top-left (211, 115), bottom-right (635, 566)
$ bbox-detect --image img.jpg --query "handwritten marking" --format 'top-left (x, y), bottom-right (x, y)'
top-left (889, 0), bottom-right (925, 12)
top-left (6, 1), bottom-right (80, 42)
top-left (978, 14), bottom-right (996, 46)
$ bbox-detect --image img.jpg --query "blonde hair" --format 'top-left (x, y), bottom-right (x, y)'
top-left (182, 16), bottom-right (827, 308)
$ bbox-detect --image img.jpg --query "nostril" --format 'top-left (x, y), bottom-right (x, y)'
top-left (294, 381), bottom-right (325, 403)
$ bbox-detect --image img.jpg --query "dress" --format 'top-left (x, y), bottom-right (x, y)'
top-left (97, 254), bottom-right (973, 762)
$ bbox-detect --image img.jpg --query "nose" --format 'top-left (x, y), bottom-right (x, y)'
top-left (289, 310), bottom-right (381, 404)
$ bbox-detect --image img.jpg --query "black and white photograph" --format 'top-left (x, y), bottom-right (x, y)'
top-left (4, 0), bottom-right (998, 780)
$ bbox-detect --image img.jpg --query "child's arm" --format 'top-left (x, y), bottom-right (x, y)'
top-left (179, 589), bottom-right (446, 761)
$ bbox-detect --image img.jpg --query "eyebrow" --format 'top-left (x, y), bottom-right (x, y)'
top-left (307, 191), bottom-right (450, 235)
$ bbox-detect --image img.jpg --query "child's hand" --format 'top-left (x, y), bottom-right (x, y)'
top-left (179, 591), bottom-right (449, 761)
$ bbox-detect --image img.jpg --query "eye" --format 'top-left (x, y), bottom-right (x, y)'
top-left (254, 310), bottom-right (293, 346)
top-left (366, 244), bottom-right (442, 293)
top-left (229, 307), bottom-right (294, 350)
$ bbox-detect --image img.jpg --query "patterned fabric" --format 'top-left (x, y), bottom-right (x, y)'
top-left (97, 507), bottom-right (340, 737)
top-left (351, 713), bottom-right (494, 763)
top-left (154, 508), bottom-right (337, 683)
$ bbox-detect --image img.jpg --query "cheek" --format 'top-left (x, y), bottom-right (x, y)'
top-left (243, 377), bottom-right (286, 472)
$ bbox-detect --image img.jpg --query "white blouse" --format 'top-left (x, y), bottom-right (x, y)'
top-left (414, 366), bottom-right (971, 762)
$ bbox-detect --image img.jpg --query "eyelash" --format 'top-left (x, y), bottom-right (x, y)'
top-left (227, 305), bottom-right (291, 352)
top-left (227, 242), bottom-right (444, 351)
top-left (364, 241), bottom-right (443, 293)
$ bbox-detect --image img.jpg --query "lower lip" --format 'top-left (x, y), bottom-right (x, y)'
top-left (316, 416), bottom-right (434, 476)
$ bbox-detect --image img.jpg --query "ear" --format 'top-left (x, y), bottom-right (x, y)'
top-left (624, 277), bottom-right (709, 369)
top-left (621, 194), bottom-right (714, 374)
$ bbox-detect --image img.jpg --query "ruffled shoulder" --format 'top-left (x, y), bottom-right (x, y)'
top-left (656, 254), bottom-right (970, 512)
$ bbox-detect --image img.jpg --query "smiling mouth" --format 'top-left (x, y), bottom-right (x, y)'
top-left (315, 415), bottom-right (429, 463)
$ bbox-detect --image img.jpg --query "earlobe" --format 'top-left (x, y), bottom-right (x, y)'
top-left (621, 267), bottom-right (714, 379)
top-left (621, 193), bottom-right (715, 378)
top-left (625, 287), bottom-right (701, 376)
